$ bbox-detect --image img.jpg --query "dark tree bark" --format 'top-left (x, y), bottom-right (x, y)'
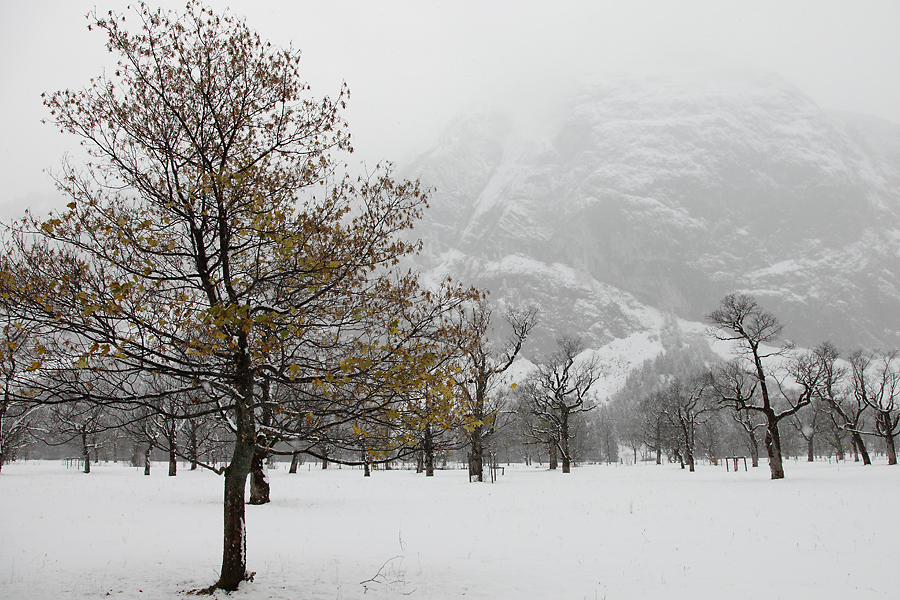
top-left (216, 361), bottom-right (256, 592)
top-left (218, 440), bottom-right (254, 591)
top-left (763, 423), bottom-right (784, 479)
top-left (560, 417), bottom-right (571, 473)
top-left (548, 443), bottom-right (557, 470)
top-left (248, 446), bottom-right (270, 505)
top-left (144, 444), bottom-right (152, 476)
top-left (288, 451), bottom-right (301, 474)
top-left (470, 424), bottom-right (484, 482)
top-left (748, 427), bottom-right (760, 467)
top-left (853, 432), bottom-right (871, 465)
top-left (168, 446), bottom-right (178, 477)
top-left (82, 431), bottom-right (91, 474)
top-left (423, 426), bottom-right (435, 477)
top-left (877, 411), bottom-right (898, 465)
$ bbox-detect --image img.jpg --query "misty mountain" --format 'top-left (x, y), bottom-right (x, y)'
top-left (404, 71), bottom-right (900, 359)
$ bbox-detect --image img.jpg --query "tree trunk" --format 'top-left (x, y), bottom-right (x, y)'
top-left (189, 425), bottom-right (199, 470)
top-left (144, 444), bottom-right (152, 476)
top-left (416, 450), bottom-right (423, 474)
top-left (169, 445), bottom-right (178, 476)
top-left (560, 418), bottom-right (571, 473)
top-left (548, 443), bottom-right (557, 470)
top-left (363, 451), bottom-right (371, 477)
top-left (248, 446), bottom-right (270, 505)
top-left (885, 433), bottom-right (897, 466)
top-left (470, 423), bottom-right (484, 482)
top-left (217, 439), bottom-right (254, 591)
top-left (424, 426), bottom-right (435, 477)
top-left (655, 430), bottom-right (662, 465)
top-left (82, 432), bottom-right (91, 474)
top-left (806, 435), bottom-right (815, 462)
top-left (852, 431), bottom-right (871, 465)
top-left (686, 446), bottom-right (695, 472)
top-left (747, 427), bottom-right (760, 468)
top-left (289, 451), bottom-right (300, 473)
top-left (216, 349), bottom-right (256, 591)
top-left (764, 416), bottom-right (785, 480)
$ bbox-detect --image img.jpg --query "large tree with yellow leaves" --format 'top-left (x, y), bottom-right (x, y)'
top-left (1, 1), bottom-right (476, 591)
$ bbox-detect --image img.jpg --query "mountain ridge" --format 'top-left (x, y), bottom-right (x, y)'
top-left (405, 71), bottom-right (900, 358)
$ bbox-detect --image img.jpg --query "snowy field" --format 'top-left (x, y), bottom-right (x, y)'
top-left (1, 459), bottom-right (898, 600)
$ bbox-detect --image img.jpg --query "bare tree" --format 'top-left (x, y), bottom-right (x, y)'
top-left (803, 342), bottom-right (871, 464)
top-left (611, 396), bottom-right (643, 464)
top-left (787, 398), bottom-right (824, 462)
top-left (849, 350), bottom-right (900, 465)
top-left (591, 404), bottom-right (619, 464)
top-left (454, 300), bottom-right (536, 482)
top-left (521, 337), bottom-right (602, 473)
top-left (47, 400), bottom-right (111, 474)
top-left (659, 375), bottom-right (717, 472)
top-left (729, 403), bottom-right (765, 468)
top-left (639, 388), bottom-right (671, 465)
top-left (707, 294), bottom-right (816, 479)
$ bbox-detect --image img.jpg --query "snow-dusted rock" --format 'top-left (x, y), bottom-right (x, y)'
top-left (406, 71), bottom-right (900, 362)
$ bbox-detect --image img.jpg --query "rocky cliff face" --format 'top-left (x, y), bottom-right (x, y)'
top-left (405, 72), bottom-right (900, 358)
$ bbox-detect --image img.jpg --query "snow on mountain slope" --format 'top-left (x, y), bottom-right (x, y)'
top-left (406, 70), bottom-right (900, 365)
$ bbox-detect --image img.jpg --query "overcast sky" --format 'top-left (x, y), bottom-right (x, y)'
top-left (2, 1), bottom-right (899, 219)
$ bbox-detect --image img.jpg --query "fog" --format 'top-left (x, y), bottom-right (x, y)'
top-left (2, 0), bottom-right (899, 219)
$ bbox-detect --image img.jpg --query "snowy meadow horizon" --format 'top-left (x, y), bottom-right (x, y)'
top-left (2, 457), bottom-right (898, 599)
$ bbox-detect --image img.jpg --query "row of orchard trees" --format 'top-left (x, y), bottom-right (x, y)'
top-left (445, 294), bottom-right (899, 480)
top-left (605, 294), bottom-right (900, 479)
top-left (0, 297), bottom-right (539, 481)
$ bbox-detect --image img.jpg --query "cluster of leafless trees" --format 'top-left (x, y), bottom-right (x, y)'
top-left (602, 294), bottom-right (900, 479)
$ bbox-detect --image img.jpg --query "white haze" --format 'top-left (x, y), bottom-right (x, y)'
top-left (2, 0), bottom-right (900, 220)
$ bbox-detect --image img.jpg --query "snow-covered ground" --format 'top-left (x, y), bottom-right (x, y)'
top-left (1, 459), bottom-right (897, 599)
